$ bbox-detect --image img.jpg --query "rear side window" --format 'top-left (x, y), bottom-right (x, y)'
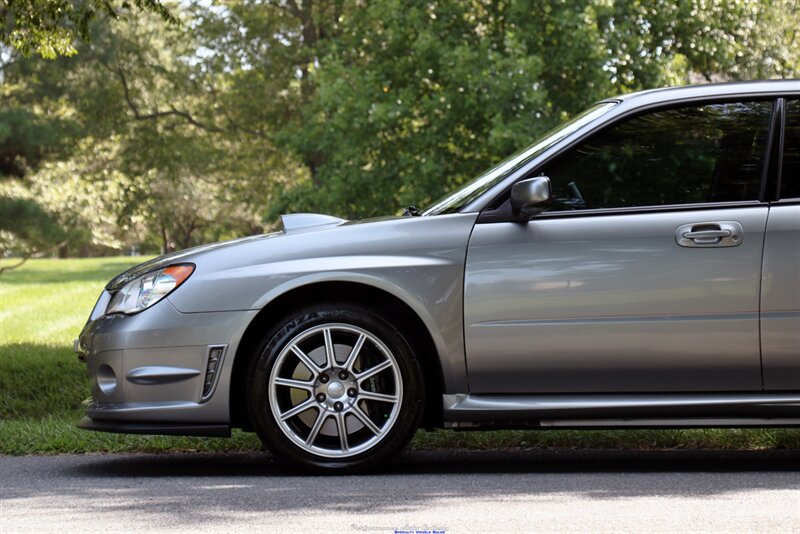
top-left (780, 99), bottom-right (800, 199)
top-left (541, 101), bottom-right (773, 211)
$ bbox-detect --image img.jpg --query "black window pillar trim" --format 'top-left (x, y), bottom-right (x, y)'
top-left (772, 98), bottom-right (786, 201)
top-left (760, 99), bottom-right (781, 202)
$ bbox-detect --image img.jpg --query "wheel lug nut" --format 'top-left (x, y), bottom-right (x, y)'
top-left (338, 371), bottom-right (348, 380)
top-left (347, 388), bottom-right (357, 398)
top-left (316, 393), bottom-right (326, 403)
top-left (319, 374), bottom-right (329, 384)
top-left (334, 401), bottom-right (344, 411)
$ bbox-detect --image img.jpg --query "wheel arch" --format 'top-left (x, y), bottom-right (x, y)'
top-left (229, 280), bottom-right (446, 431)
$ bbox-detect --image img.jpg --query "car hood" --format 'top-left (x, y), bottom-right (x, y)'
top-left (105, 234), bottom-right (274, 290)
top-left (105, 213), bottom-right (362, 290)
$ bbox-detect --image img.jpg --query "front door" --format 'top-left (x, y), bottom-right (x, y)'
top-left (464, 100), bottom-right (774, 394)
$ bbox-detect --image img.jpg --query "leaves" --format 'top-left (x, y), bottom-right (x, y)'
top-left (1, 0), bottom-right (799, 255)
top-left (1, 0), bottom-right (178, 59)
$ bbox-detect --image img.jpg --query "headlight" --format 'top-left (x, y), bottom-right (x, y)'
top-left (106, 264), bottom-right (195, 315)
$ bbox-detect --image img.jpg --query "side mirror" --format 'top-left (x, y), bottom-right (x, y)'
top-left (510, 176), bottom-right (551, 217)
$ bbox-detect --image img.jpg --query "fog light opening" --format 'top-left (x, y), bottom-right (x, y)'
top-left (97, 364), bottom-right (118, 396)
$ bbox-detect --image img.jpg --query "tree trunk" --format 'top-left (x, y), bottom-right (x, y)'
top-left (160, 222), bottom-right (171, 254)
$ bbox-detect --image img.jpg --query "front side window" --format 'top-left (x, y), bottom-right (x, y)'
top-left (780, 99), bottom-right (800, 199)
top-left (540, 101), bottom-right (773, 212)
top-left (422, 102), bottom-right (617, 215)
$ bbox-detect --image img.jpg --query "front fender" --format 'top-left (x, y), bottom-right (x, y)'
top-left (167, 213), bottom-right (478, 393)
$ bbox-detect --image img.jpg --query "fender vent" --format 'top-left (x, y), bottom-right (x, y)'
top-left (202, 345), bottom-right (227, 401)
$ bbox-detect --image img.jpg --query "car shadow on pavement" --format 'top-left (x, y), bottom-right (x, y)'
top-left (69, 448), bottom-right (800, 478)
top-left (3, 448), bottom-right (797, 524)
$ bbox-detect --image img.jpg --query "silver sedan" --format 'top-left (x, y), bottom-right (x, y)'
top-left (77, 79), bottom-right (800, 472)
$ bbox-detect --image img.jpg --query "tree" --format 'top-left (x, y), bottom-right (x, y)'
top-left (0, 4), bottom-right (173, 266)
top-left (3, 0), bottom-right (798, 262)
top-left (1, 0), bottom-right (177, 58)
top-left (2, 10), bottom-right (274, 256)
top-left (256, 0), bottom-right (800, 218)
top-left (0, 98), bottom-right (73, 268)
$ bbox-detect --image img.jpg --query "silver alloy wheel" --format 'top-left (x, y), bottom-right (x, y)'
top-left (268, 323), bottom-right (403, 458)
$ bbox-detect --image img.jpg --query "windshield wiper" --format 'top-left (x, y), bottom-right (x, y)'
top-left (402, 206), bottom-right (420, 217)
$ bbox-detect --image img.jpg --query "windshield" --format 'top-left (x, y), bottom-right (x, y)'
top-left (422, 102), bottom-right (618, 215)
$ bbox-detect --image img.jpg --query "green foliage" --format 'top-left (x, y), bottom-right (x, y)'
top-left (276, 1), bottom-right (552, 217)
top-left (0, 195), bottom-right (65, 256)
top-left (2, 10), bottom-right (275, 254)
top-left (265, 0), bottom-right (800, 218)
top-left (0, 93), bottom-right (79, 259)
top-left (0, 107), bottom-right (72, 178)
top-left (1, 0), bottom-right (177, 58)
top-left (1, 0), bottom-right (799, 254)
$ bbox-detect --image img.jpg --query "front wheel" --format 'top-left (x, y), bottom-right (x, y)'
top-left (246, 304), bottom-right (424, 473)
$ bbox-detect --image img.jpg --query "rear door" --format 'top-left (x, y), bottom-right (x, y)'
top-left (464, 99), bottom-right (774, 394)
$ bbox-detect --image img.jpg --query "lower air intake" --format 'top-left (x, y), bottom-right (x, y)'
top-left (202, 345), bottom-right (227, 401)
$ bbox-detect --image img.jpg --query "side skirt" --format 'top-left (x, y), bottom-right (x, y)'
top-left (442, 393), bottom-right (800, 429)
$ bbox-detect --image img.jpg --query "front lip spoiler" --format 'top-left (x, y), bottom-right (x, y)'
top-left (78, 417), bottom-right (231, 437)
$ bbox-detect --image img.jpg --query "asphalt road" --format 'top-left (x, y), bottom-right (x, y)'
top-left (1, 449), bottom-right (799, 533)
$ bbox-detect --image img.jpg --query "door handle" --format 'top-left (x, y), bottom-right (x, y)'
top-left (676, 222), bottom-right (743, 248)
top-left (682, 229), bottom-right (731, 240)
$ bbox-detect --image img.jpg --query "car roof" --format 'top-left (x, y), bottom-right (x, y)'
top-left (607, 79), bottom-right (800, 106)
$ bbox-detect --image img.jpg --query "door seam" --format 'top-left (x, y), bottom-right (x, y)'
top-left (757, 206), bottom-right (771, 391)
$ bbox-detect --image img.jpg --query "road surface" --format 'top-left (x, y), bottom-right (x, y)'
top-left (1, 449), bottom-right (798, 532)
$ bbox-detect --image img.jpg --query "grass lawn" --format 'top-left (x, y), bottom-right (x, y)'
top-left (1, 256), bottom-right (798, 454)
top-left (0, 257), bottom-right (261, 453)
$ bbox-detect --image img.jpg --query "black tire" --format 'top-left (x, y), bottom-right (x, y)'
top-left (246, 302), bottom-right (425, 473)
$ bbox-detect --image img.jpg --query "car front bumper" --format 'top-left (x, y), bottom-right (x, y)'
top-left (76, 293), bottom-right (258, 435)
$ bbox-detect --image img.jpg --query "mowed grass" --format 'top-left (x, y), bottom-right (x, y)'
top-left (0, 256), bottom-right (799, 455)
top-left (0, 257), bottom-right (259, 453)
top-left (1, 258), bottom-right (142, 420)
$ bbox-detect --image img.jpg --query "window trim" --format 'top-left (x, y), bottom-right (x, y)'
top-left (477, 96), bottom-right (780, 224)
top-left (531, 200), bottom-right (767, 221)
top-left (761, 98), bottom-right (782, 202)
top-left (775, 98), bottom-right (799, 201)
